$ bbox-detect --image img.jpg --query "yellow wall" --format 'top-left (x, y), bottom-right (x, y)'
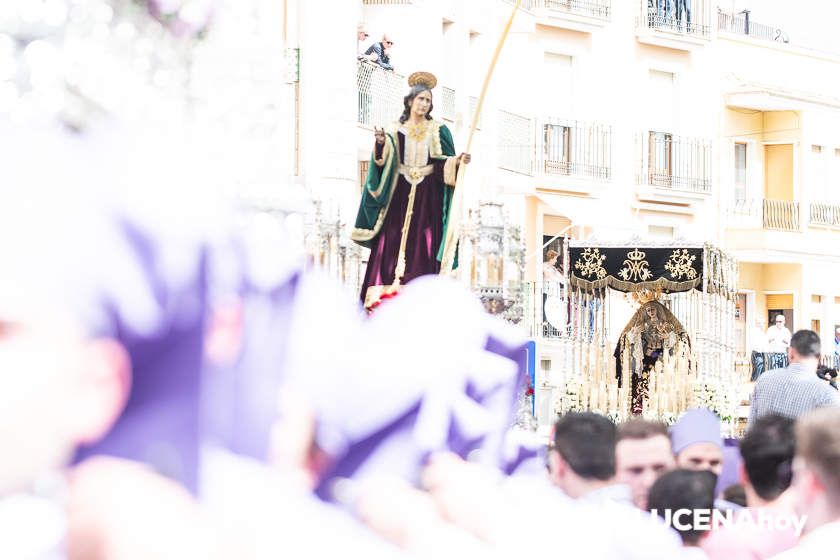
top-left (766, 294), bottom-right (794, 308)
top-left (543, 214), bottom-right (571, 236)
top-left (763, 111), bottom-right (801, 143)
top-left (738, 263), bottom-right (804, 328)
top-left (765, 144), bottom-right (794, 200)
top-left (738, 263), bottom-right (766, 324)
top-left (724, 108), bottom-right (763, 139)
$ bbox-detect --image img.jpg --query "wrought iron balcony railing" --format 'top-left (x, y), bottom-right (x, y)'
top-left (717, 9), bottom-right (789, 43)
top-left (541, 119), bottom-right (611, 181)
top-left (362, 0), bottom-right (413, 4)
top-left (638, 131), bottom-right (712, 192)
top-left (638, 0), bottom-right (711, 39)
top-left (536, 0), bottom-right (611, 19)
top-left (498, 109), bottom-right (535, 175)
top-left (763, 198), bottom-right (800, 231)
top-left (809, 201), bottom-right (840, 227)
top-left (357, 62), bottom-right (404, 128)
top-left (440, 86), bottom-right (456, 122)
top-left (524, 281), bottom-right (570, 341)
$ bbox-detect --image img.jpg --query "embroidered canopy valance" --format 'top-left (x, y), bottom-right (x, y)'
top-left (569, 246), bottom-right (703, 293)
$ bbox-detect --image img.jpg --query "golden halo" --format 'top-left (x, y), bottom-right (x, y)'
top-left (407, 71), bottom-right (437, 90)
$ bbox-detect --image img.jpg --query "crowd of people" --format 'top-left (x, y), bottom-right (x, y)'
top-left (4, 10), bottom-right (840, 560)
top-left (3, 131), bottom-right (840, 557)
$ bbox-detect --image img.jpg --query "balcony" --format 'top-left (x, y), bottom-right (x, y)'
top-left (717, 9), bottom-right (789, 44)
top-left (524, 281), bottom-right (570, 341)
top-left (498, 109), bottom-right (535, 176)
top-left (809, 201), bottom-right (840, 228)
top-left (440, 85), bottom-right (456, 122)
top-left (539, 119), bottom-right (611, 182)
top-left (357, 62), bottom-right (404, 128)
top-left (636, 0), bottom-right (711, 50)
top-left (531, 0), bottom-right (611, 32)
top-left (637, 131), bottom-right (712, 195)
top-left (724, 198), bottom-right (807, 257)
top-left (763, 199), bottom-right (800, 231)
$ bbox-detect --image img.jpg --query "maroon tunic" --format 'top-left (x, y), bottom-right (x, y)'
top-left (360, 131), bottom-right (450, 305)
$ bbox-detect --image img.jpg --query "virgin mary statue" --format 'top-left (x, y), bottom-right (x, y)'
top-left (614, 300), bottom-right (695, 415)
top-left (351, 71), bottom-right (469, 309)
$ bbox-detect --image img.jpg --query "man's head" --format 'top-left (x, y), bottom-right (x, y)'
top-left (548, 412), bottom-right (616, 498)
top-left (616, 419), bottom-right (675, 509)
top-left (739, 413), bottom-right (795, 505)
top-left (788, 329), bottom-right (821, 368)
top-left (671, 408), bottom-right (724, 476)
top-left (790, 407), bottom-right (840, 531)
top-left (381, 34), bottom-right (394, 49)
top-left (774, 314), bottom-right (786, 328)
top-left (357, 23), bottom-right (369, 42)
top-left (648, 469), bottom-right (717, 546)
top-left (545, 250), bottom-right (559, 266)
top-left (834, 326), bottom-right (840, 343)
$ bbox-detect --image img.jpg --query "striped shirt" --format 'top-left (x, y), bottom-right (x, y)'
top-left (749, 362), bottom-right (840, 425)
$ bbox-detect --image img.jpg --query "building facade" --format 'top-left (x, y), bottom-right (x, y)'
top-left (279, 0), bottom-right (840, 427)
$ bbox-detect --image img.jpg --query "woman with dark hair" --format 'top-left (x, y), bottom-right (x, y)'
top-left (351, 72), bottom-right (470, 309)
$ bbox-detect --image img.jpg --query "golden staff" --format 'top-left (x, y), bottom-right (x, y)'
top-left (439, 0), bottom-right (521, 276)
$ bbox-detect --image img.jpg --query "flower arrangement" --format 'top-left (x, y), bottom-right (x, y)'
top-left (692, 380), bottom-right (735, 425)
top-left (554, 377), bottom-right (584, 415)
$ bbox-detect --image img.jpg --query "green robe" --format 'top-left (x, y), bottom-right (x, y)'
top-left (350, 120), bottom-right (458, 267)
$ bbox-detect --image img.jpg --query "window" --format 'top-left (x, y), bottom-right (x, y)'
top-left (544, 124), bottom-right (571, 174)
top-left (648, 131), bottom-right (673, 186)
top-left (648, 225), bottom-right (675, 238)
top-left (734, 142), bottom-right (747, 201)
top-left (812, 144), bottom-right (823, 154)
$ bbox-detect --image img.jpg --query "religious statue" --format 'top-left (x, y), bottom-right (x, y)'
top-left (351, 72), bottom-right (470, 309)
top-left (614, 300), bottom-right (695, 415)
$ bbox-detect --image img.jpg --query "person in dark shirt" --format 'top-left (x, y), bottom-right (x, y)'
top-left (365, 34), bottom-right (394, 71)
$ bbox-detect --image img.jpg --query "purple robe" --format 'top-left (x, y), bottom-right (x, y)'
top-left (360, 132), bottom-right (450, 306)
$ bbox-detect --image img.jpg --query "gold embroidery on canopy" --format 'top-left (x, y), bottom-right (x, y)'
top-left (618, 248), bottom-right (653, 282)
top-left (664, 249), bottom-right (698, 280)
top-left (574, 248), bottom-right (607, 279)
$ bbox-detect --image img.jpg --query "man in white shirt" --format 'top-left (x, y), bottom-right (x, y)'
top-left (767, 315), bottom-right (792, 354)
top-left (771, 407), bottom-right (840, 559)
top-left (765, 315), bottom-right (792, 371)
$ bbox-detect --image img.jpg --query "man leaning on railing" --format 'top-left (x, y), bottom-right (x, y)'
top-left (364, 33), bottom-right (395, 72)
